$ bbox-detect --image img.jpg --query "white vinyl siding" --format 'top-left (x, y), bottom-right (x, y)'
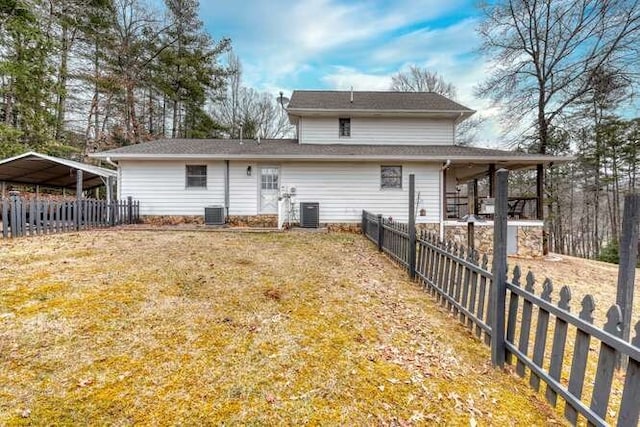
top-left (299, 116), bottom-right (454, 145)
top-left (119, 160), bottom-right (224, 215)
top-left (119, 160), bottom-right (441, 222)
top-left (280, 162), bottom-right (440, 223)
top-left (228, 161), bottom-right (258, 215)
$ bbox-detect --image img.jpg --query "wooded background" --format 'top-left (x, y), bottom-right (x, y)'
top-left (1, 0), bottom-right (638, 262)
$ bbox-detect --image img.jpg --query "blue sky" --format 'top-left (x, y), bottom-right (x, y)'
top-left (198, 0), bottom-right (499, 145)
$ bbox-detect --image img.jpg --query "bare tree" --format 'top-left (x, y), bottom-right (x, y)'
top-left (476, 0), bottom-right (640, 154)
top-left (391, 66), bottom-right (457, 98)
top-left (391, 65), bottom-right (483, 145)
top-left (476, 0), bottom-right (640, 254)
top-left (212, 54), bottom-right (293, 139)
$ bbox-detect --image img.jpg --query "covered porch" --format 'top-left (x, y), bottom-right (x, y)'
top-left (443, 160), bottom-right (548, 222)
top-left (439, 157), bottom-right (563, 257)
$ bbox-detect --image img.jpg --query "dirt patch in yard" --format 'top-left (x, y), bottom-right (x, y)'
top-left (0, 231), bottom-right (562, 425)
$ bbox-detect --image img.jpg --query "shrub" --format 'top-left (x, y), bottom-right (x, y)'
top-left (598, 241), bottom-right (619, 265)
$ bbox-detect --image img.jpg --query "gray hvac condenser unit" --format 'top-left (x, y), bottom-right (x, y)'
top-left (204, 205), bottom-right (225, 225)
top-left (299, 202), bottom-right (319, 228)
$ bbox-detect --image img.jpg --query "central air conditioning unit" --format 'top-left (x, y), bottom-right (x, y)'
top-left (299, 202), bottom-right (319, 228)
top-left (204, 205), bottom-right (225, 225)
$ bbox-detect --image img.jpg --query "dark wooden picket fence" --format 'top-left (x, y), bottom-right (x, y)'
top-left (1, 195), bottom-right (140, 238)
top-left (362, 210), bottom-right (640, 427)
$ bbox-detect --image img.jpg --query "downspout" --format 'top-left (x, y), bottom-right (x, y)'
top-left (224, 160), bottom-right (230, 218)
top-left (440, 160), bottom-right (452, 240)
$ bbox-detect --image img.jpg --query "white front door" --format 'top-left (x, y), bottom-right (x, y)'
top-left (259, 166), bottom-right (279, 213)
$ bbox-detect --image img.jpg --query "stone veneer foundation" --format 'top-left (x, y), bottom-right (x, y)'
top-left (443, 222), bottom-right (543, 257)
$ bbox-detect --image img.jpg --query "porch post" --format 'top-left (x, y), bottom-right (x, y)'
top-left (472, 179), bottom-right (479, 215)
top-left (536, 163), bottom-right (548, 255)
top-left (488, 164), bottom-right (496, 197)
top-left (536, 164), bottom-right (544, 220)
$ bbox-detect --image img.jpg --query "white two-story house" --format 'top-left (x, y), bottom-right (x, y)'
top-left (92, 90), bottom-right (572, 255)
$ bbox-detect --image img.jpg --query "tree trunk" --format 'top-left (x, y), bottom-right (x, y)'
top-left (93, 41), bottom-right (100, 142)
top-left (54, 24), bottom-right (70, 141)
top-left (172, 99), bottom-right (178, 138)
top-left (126, 81), bottom-right (139, 143)
top-left (162, 96), bottom-right (166, 137)
top-left (148, 90), bottom-right (154, 135)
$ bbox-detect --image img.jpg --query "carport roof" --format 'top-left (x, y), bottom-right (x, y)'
top-left (0, 151), bottom-right (116, 190)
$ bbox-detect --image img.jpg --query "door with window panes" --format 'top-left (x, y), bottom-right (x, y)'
top-left (259, 166), bottom-right (279, 213)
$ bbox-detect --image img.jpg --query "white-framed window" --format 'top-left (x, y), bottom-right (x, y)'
top-left (381, 165), bottom-right (402, 189)
top-left (339, 118), bottom-right (351, 137)
top-left (260, 167), bottom-right (279, 190)
top-left (186, 165), bottom-right (207, 188)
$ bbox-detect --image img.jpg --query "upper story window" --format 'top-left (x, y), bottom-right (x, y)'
top-left (186, 165), bottom-right (207, 188)
top-left (339, 118), bottom-right (351, 137)
top-left (381, 165), bottom-right (402, 189)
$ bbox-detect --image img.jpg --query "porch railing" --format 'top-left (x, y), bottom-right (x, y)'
top-left (445, 194), bottom-right (539, 220)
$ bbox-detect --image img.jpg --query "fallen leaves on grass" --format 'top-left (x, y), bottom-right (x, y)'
top-left (0, 231), bottom-right (563, 425)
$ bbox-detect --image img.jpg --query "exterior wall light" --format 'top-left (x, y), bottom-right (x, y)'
top-left (246, 166), bottom-right (252, 176)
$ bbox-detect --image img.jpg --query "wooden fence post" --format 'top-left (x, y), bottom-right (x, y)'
top-left (10, 195), bottom-right (19, 238)
top-left (1, 198), bottom-right (8, 238)
top-left (617, 193), bottom-right (639, 369)
top-left (408, 174), bottom-right (416, 280)
top-left (127, 196), bottom-right (133, 224)
top-left (491, 168), bottom-right (509, 367)
top-left (109, 200), bottom-right (116, 226)
top-left (377, 214), bottom-right (383, 252)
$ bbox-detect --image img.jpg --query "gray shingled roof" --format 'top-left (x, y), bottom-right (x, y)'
top-left (288, 90), bottom-right (474, 112)
top-left (91, 139), bottom-right (572, 164)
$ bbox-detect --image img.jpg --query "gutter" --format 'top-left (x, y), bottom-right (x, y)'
top-left (90, 153), bottom-right (576, 163)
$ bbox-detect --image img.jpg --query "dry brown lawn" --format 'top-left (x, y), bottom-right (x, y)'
top-left (511, 254), bottom-right (640, 329)
top-left (505, 254), bottom-right (640, 425)
top-left (0, 230), bottom-right (562, 425)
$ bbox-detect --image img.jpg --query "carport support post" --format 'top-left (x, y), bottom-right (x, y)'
top-left (408, 174), bottom-right (416, 280)
top-left (76, 169), bottom-right (83, 231)
top-left (617, 193), bottom-right (640, 369)
top-left (491, 168), bottom-right (509, 368)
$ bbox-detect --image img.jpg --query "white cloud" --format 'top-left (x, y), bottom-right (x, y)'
top-left (198, 0), bottom-right (513, 147)
top-left (321, 66), bottom-right (391, 90)
top-left (201, 0), bottom-right (467, 89)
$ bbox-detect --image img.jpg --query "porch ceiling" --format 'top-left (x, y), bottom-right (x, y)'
top-left (449, 160), bottom-right (555, 182)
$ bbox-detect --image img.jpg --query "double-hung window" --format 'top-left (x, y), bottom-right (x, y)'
top-left (186, 165), bottom-right (207, 188)
top-left (339, 118), bottom-right (351, 137)
top-left (381, 165), bottom-right (402, 189)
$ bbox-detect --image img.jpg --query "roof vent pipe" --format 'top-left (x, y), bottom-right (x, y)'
top-left (350, 86), bottom-right (353, 103)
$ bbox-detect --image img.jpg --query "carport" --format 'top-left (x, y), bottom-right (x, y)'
top-left (0, 151), bottom-right (116, 200)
